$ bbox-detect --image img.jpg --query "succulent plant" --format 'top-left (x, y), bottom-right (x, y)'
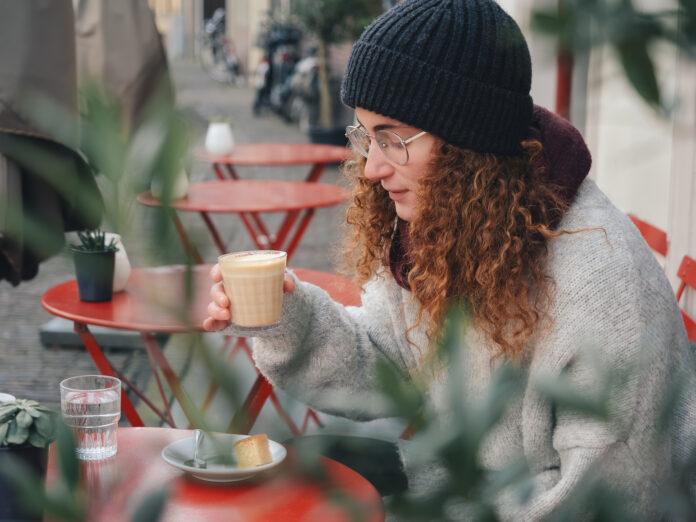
top-left (69, 229), bottom-right (118, 253)
top-left (0, 399), bottom-right (57, 448)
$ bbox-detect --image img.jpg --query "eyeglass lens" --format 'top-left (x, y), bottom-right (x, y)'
top-left (347, 127), bottom-right (408, 165)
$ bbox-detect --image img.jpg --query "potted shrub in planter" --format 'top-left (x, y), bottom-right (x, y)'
top-left (0, 398), bottom-right (58, 521)
top-left (292, 0), bottom-right (383, 144)
top-left (69, 230), bottom-right (119, 302)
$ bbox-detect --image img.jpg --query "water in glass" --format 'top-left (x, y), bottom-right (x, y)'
top-left (60, 376), bottom-right (121, 460)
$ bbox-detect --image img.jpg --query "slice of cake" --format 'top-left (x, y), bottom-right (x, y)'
top-left (233, 433), bottom-right (273, 468)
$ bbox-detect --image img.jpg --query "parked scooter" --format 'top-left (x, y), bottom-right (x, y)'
top-left (284, 51), bottom-right (319, 131)
top-left (252, 21), bottom-right (302, 118)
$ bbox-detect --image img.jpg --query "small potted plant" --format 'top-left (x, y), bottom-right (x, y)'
top-left (69, 229), bottom-right (119, 302)
top-left (0, 398), bottom-right (58, 521)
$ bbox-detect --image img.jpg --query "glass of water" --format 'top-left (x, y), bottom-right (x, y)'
top-left (60, 375), bottom-right (121, 460)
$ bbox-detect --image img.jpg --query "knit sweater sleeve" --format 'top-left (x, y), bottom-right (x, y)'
top-left (222, 273), bottom-right (419, 421)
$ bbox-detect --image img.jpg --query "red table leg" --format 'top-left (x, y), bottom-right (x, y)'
top-left (237, 211), bottom-right (273, 249)
top-left (279, 209), bottom-right (315, 260)
top-left (271, 210), bottom-right (300, 253)
top-left (73, 322), bottom-right (144, 427)
top-left (223, 163), bottom-right (240, 180)
top-left (248, 212), bottom-right (273, 244)
top-left (207, 164), bottom-right (273, 243)
top-left (141, 332), bottom-right (198, 428)
top-left (267, 390), bottom-right (301, 436)
top-left (141, 336), bottom-right (177, 427)
top-left (198, 336), bottom-right (237, 416)
top-left (305, 162), bottom-right (327, 182)
top-left (199, 212), bottom-right (228, 255)
top-left (216, 336), bottom-right (322, 436)
top-left (199, 161), bottom-right (333, 261)
top-left (201, 209), bottom-right (273, 254)
top-left (171, 211), bottom-right (204, 264)
top-left (301, 409), bottom-right (324, 433)
top-left (228, 374), bottom-right (274, 434)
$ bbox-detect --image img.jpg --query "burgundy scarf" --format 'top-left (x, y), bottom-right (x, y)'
top-left (389, 105), bottom-right (592, 290)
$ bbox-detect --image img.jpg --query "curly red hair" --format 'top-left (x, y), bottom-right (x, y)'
top-left (342, 138), bottom-right (569, 361)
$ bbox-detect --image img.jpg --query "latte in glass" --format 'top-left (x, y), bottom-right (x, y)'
top-left (218, 250), bottom-right (287, 327)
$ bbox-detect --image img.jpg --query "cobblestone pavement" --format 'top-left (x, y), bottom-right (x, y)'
top-left (0, 59), bottom-right (348, 418)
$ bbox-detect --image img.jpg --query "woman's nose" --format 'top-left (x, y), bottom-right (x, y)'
top-left (363, 142), bottom-right (393, 182)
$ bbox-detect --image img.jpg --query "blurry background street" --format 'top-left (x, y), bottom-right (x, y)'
top-left (0, 57), bottom-right (398, 441)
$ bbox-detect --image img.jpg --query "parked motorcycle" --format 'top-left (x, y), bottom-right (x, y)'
top-left (284, 52), bottom-right (319, 131)
top-left (252, 21), bottom-right (302, 118)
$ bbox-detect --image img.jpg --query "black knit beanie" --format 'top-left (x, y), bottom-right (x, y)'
top-left (340, 0), bottom-right (533, 155)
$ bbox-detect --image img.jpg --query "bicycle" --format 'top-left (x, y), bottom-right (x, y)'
top-left (197, 9), bottom-right (243, 85)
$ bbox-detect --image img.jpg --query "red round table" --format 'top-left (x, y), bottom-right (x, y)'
top-left (41, 265), bottom-right (361, 432)
top-left (46, 427), bottom-right (384, 522)
top-left (195, 143), bottom-right (351, 183)
top-left (137, 180), bottom-right (351, 263)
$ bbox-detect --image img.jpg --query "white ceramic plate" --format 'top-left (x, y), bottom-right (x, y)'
top-left (161, 432), bottom-right (287, 482)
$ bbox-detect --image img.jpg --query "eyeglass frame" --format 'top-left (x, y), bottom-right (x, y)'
top-left (345, 123), bottom-right (428, 166)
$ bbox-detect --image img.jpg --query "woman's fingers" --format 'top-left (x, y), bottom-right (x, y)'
top-left (283, 272), bottom-right (295, 293)
top-left (207, 299), bottom-right (230, 321)
top-left (203, 317), bottom-right (229, 332)
top-left (210, 263), bottom-right (223, 283)
top-left (206, 269), bottom-right (230, 329)
top-left (210, 281), bottom-right (229, 308)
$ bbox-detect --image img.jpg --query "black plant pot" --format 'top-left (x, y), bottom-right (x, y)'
top-left (72, 250), bottom-right (115, 302)
top-left (307, 126), bottom-right (348, 147)
top-left (0, 444), bottom-right (49, 521)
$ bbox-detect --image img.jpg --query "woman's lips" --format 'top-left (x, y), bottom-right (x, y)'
top-left (386, 189), bottom-right (408, 201)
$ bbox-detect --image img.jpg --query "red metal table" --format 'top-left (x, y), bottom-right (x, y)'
top-left (137, 180), bottom-right (351, 263)
top-left (195, 143), bottom-right (351, 183)
top-left (41, 265), bottom-right (360, 433)
top-left (46, 427), bottom-right (384, 522)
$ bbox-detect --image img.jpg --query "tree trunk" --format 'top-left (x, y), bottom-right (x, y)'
top-left (317, 40), bottom-right (333, 129)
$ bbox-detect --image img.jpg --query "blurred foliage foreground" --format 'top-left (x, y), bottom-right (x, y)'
top-left (532, 0), bottom-right (696, 113)
top-left (3, 301), bottom-right (696, 520)
top-left (4, 0), bottom-right (696, 516)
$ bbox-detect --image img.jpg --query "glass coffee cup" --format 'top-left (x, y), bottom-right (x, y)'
top-left (218, 250), bottom-right (287, 328)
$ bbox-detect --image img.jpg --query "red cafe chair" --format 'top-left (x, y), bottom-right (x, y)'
top-left (627, 213), bottom-right (668, 257)
top-left (676, 255), bottom-right (696, 343)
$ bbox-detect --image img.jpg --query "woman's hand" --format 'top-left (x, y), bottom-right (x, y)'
top-left (202, 263), bottom-right (296, 332)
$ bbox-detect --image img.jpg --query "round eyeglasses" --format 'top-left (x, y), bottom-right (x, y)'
top-left (345, 124), bottom-right (427, 166)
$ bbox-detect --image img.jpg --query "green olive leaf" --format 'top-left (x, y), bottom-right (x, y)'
top-left (616, 40), bottom-right (661, 110)
top-left (56, 422), bottom-right (79, 489)
top-left (131, 488), bottom-right (170, 522)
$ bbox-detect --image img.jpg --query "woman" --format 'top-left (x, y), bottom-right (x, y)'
top-left (205, 0), bottom-right (694, 518)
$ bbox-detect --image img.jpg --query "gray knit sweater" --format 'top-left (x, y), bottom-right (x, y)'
top-left (224, 179), bottom-right (695, 520)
